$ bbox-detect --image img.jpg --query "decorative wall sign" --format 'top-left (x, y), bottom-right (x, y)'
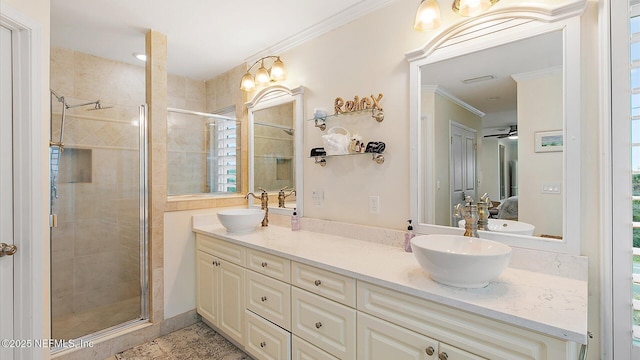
top-left (334, 93), bottom-right (384, 115)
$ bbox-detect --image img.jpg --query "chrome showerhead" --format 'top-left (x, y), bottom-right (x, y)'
top-left (86, 100), bottom-right (113, 111)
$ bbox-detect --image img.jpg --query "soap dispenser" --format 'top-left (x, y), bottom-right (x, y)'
top-left (291, 208), bottom-right (300, 231)
top-left (404, 220), bottom-right (415, 252)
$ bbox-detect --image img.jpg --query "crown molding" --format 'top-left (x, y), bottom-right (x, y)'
top-left (245, 0), bottom-right (395, 64)
top-left (511, 65), bottom-right (562, 82)
top-left (422, 85), bottom-right (485, 117)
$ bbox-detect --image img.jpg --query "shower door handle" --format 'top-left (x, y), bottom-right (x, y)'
top-left (0, 243), bottom-right (17, 257)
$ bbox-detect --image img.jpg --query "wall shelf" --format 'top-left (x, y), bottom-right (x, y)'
top-left (309, 108), bottom-right (384, 131)
top-left (311, 152), bottom-right (384, 166)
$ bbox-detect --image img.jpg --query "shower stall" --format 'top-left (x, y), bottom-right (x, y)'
top-left (49, 90), bottom-right (148, 345)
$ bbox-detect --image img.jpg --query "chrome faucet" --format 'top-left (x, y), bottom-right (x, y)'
top-left (453, 202), bottom-right (479, 237)
top-left (245, 187), bottom-right (269, 226)
top-left (277, 186), bottom-right (296, 208)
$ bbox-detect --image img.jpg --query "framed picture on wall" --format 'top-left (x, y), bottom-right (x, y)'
top-left (534, 130), bottom-right (563, 153)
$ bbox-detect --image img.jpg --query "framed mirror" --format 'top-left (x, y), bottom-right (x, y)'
top-left (247, 85), bottom-right (304, 215)
top-left (408, 10), bottom-right (583, 255)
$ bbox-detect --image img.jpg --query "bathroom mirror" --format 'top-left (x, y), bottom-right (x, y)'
top-left (247, 85), bottom-right (304, 215)
top-left (408, 11), bottom-right (582, 254)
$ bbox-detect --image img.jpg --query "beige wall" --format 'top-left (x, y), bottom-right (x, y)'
top-left (517, 72), bottom-right (563, 237)
top-left (14, 0), bottom-right (603, 358)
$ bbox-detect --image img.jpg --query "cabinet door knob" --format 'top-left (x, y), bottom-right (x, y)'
top-left (261, 296), bottom-right (267, 302)
top-left (260, 341), bottom-right (266, 348)
top-left (315, 322), bottom-right (322, 329)
top-left (314, 280), bottom-right (322, 286)
top-left (438, 352), bottom-right (448, 360)
top-left (261, 261), bottom-right (268, 267)
top-left (425, 346), bottom-right (435, 356)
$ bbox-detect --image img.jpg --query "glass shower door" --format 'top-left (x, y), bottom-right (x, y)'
top-left (49, 99), bottom-right (148, 342)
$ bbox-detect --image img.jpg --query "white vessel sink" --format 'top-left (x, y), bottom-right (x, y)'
top-left (458, 218), bottom-right (535, 236)
top-left (217, 208), bottom-right (265, 234)
top-left (410, 234), bottom-right (512, 288)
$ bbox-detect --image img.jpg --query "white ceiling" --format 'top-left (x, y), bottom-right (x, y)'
top-left (50, 0), bottom-right (392, 81)
top-left (421, 30), bottom-right (563, 130)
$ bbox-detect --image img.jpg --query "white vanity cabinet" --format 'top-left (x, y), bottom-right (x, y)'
top-left (195, 234), bottom-right (246, 346)
top-left (193, 231), bottom-right (584, 360)
top-left (244, 248), bottom-right (293, 360)
top-left (292, 335), bottom-right (340, 360)
top-left (357, 311), bottom-right (484, 360)
top-left (357, 281), bottom-right (578, 360)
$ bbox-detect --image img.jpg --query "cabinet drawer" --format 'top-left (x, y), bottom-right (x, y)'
top-left (247, 248), bottom-right (291, 282)
top-left (246, 270), bottom-right (291, 330)
top-left (292, 335), bottom-right (339, 360)
top-left (196, 234), bottom-right (245, 266)
top-left (357, 311), bottom-right (439, 360)
top-left (291, 262), bottom-right (356, 307)
top-left (357, 281), bottom-right (564, 360)
top-left (245, 310), bottom-right (291, 360)
top-left (291, 287), bottom-right (356, 360)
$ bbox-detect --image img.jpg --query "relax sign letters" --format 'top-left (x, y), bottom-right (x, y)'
top-left (334, 93), bottom-right (383, 115)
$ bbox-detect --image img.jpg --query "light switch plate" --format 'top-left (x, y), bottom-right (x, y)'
top-left (312, 190), bottom-right (324, 208)
top-left (542, 183), bottom-right (561, 194)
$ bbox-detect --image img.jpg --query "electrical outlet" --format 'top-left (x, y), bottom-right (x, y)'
top-left (369, 195), bottom-right (380, 214)
top-left (312, 190), bottom-right (324, 208)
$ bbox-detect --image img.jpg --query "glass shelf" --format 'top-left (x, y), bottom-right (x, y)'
top-left (310, 152), bottom-right (385, 166)
top-left (307, 108), bottom-right (384, 130)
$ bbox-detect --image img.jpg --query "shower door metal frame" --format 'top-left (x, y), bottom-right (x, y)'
top-left (139, 104), bottom-right (149, 321)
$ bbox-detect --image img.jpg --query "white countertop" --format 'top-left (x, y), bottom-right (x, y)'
top-left (192, 221), bottom-right (588, 344)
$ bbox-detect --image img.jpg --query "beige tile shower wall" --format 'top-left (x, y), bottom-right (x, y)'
top-left (167, 75), bottom-right (208, 195)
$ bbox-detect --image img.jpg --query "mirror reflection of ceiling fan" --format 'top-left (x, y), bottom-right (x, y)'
top-left (483, 125), bottom-right (517, 138)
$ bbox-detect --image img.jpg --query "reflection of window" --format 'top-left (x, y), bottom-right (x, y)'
top-left (208, 108), bottom-right (238, 193)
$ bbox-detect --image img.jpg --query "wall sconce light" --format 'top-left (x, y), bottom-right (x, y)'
top-left (414, 0), bottom-right (441, 31)
top-left (452, 0), bottom-right (499, 17)
top-left (240, 56), bottom-right (286, 92)
top-left (413, 0), bottom-right (499, 31)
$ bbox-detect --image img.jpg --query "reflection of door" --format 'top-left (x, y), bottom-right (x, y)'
top-left (499, 144), bottom-right (506, 199)
top-left (0, 24), bottom-right (15, 360)
top-left (450, 122), bottom-right (476, 225)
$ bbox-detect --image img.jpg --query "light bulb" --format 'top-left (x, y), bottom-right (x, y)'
top-left (240, 72), bottom-right (255, 91)
top-left (255, 62), bottom-right (271, 87)
top-left (457, 0), bottom-right (492, 17)
top-left (270, 57), bottom-right (286, 81)
top-left (414, 0), bottom-right (441, 31)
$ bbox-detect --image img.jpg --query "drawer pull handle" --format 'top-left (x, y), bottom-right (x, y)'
top-left (261, 262), bottom-right (268, 267)
top-left (260, 341), bottom-right (266, 348)
top-left (438, 352), bottom-right (448, 360)
top-left (261, 296), bottom-right (267, 302)
top-left (425, 346), bottom-right (435, 356)
top-left (314, 280), bottom-right (322, 286)
top-left (315, 322), bottom-right (322, 329)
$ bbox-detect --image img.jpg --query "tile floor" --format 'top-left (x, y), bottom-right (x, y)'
top-left (104, 322), bottom-right (250, 360)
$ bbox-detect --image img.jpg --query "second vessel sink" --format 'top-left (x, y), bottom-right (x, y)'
top-left (458, 218), bottom-right (535, 236)
top-left (411, 234), bottom-right (512, 288)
